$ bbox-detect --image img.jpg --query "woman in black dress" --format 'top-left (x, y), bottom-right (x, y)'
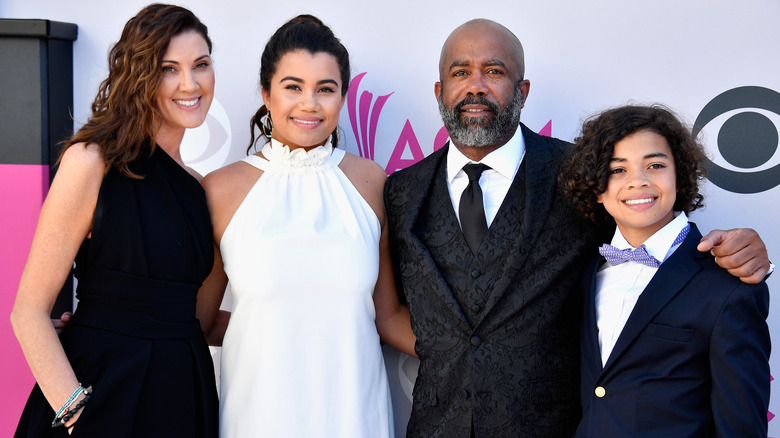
top-left (11, 4), bottom-right (220, 436)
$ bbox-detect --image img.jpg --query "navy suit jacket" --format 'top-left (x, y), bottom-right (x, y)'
top-left (577, 223), bottom-right (770, 437)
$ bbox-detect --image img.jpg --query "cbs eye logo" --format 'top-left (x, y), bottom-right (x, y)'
top-left (692, 86), bottom-right (780, 194)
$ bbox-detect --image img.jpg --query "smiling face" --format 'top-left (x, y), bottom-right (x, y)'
top-left (435, 20), bottom-right (529, 156)
top-left (155, 30), bottom-right (214, 141)
top-left (598, 129), bottom-right (678, 247)
top-left (261, 50), bottom-right (345, 150)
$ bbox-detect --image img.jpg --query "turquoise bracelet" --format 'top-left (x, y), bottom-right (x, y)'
top-left (51, 385), bottom-right (92, 427)
top-left (53, 385), bottom-right (85, 420)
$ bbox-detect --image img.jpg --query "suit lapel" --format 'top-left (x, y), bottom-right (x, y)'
top-left (582, 258), bottom-right (605, 375)
top-left (395, 145), bottom-right (446, 233)
top-left (411, 147), bottom-right (463, 250)
top-left (405, 144), bottom-right (473, 331)
top-left (478, 124), bottom-right (560, 317)
top-left (601, 225), bottom-right (705, 373)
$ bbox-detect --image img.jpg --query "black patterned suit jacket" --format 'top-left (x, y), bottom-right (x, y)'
top-left (385, 124), bottom-right (601, 438)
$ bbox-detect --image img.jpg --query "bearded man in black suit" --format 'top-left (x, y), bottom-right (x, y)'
top-left (384, 18), bottom-right (771, 438)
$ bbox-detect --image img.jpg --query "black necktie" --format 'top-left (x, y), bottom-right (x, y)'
top-left (459, 163), bottom-right (490, 254)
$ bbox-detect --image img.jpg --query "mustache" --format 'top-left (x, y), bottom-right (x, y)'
top-left (453, 95), bottom-right (498, 114)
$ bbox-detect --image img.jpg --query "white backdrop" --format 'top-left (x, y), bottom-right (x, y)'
top-left (2, 0), bottom-right (778, 436)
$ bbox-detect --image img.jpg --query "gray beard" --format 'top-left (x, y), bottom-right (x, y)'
top-left (438, 86), bottom-right (523, 148)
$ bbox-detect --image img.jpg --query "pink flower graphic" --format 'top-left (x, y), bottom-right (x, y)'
top-left (347, 72), bottom-right (393, 161)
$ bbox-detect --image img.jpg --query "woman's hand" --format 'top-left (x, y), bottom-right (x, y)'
top-left (52, 311), bottom-right (73, 334)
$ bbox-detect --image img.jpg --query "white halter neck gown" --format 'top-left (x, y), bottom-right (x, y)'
top-left (218, 140), bottom-right (393, 438)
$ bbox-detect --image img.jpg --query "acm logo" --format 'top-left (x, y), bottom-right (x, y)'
top-left (346, 72), bottom-right (553, 174)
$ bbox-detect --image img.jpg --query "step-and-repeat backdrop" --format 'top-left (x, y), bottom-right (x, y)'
top-left (2, 0), bottom-right (778, 436)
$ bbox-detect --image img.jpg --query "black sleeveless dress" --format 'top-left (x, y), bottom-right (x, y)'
top-left (15, 147), bottom-right (218, 438)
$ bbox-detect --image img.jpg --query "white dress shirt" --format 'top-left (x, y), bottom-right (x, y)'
top-left (596, 212), bottom-right (690, 366)
top-left (445, 128), bottom-right (526, 227)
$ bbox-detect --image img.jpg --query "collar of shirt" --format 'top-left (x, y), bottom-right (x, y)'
top-left (607, 212), bottom-right (690, 264)
top-left (445, 126), bottom-right (526, 184)
top-left (596, 212), bottom-right (689, 366)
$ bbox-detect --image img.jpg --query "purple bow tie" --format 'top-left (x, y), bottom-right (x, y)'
top-left (599, 224), bottom-right (691, 268)
top-left (598, 243), bottom-right (661, 268)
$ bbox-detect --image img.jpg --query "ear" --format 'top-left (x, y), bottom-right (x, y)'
top-left (596, 193), bottom-right (603, 204)
top-left (261, 87), bottom-right (271, 112)
top-left (518, 79), bottom-right (530, 109)
top-left (434, 81), bottom-right (442, 101)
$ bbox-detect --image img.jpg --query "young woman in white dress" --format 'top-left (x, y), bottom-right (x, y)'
top-left (200, 15), bottom-right (416, 438)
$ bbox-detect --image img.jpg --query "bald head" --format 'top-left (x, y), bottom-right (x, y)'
top-left (439, 19), bottom-right (525, 81)
top-left (434, 19), bottom-right (530, 157)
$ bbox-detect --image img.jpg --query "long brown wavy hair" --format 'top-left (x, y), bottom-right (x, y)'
top-left (63, 3), bottom-right (212, 177)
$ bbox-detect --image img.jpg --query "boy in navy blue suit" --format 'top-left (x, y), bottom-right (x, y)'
top-left (560, 105), bottom-right (770, 437)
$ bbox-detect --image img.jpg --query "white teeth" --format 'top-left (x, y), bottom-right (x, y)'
top-left (624, 198), bottom-right (655, 205)
top-left (174, 98), bottom-right (198, 107)
top-left (293, 119), bottom-right (319, 125)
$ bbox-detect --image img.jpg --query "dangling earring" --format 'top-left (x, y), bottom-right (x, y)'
top-left (261, 113), bottom-right (274, 139)
top-left (333, 126), bottom-right (340, 147)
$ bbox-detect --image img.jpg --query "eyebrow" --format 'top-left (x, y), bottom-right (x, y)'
top-left (448, 58), bottom-right (507, 70)
top-left (161, 54), bottom-right (211, 65)
top-left (279, 76), bottom-right (339, 87)
top-left (610, 152), bottom-right (671, 162)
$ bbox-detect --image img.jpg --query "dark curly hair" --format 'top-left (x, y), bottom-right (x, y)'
top-left (560, 104), bottom-right (707, 225)
top-left (63, 3), bottom-right (211, 177)
top-left (248, 14), bottom-right (350, 152)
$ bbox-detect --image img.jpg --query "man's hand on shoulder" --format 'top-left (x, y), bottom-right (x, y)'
top-left (698, 228), bottom-right (771, 284)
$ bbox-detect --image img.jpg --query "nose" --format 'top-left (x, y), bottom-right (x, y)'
top-left (465, 72), bottom-right (488, 96)
top-left (627, 171), bottom-right (651, 189)
top-left (299, 91), bottom-right (319, 110)
top-left (179, 69), bottom-right (198, 92)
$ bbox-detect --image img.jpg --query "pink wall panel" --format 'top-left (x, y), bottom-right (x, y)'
top-left (0, 164), bottom-right (49, 435)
